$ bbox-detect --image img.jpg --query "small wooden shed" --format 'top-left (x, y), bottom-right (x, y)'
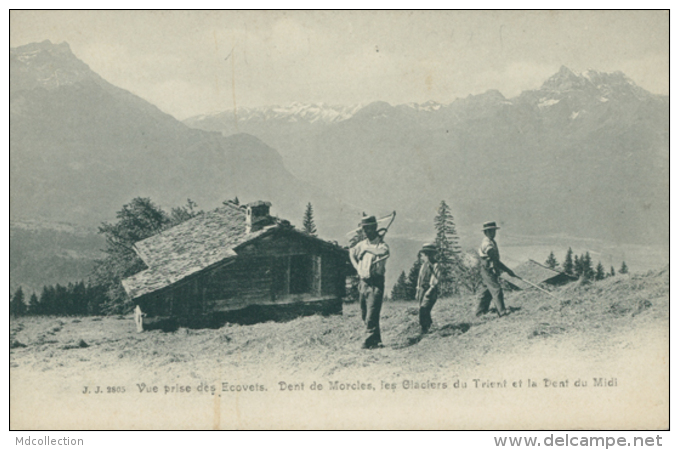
top-left (121, 201), bottom-right (349, 328)
top-left (502, 259), bottom-right (576, 291)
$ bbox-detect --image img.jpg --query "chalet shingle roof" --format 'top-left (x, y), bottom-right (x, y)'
top-left (122, 203), bottom-right (273, 300)
top-left (502, 259), bottom-right (575, 289)
top-left (121, 202), bottom-right (346, 301)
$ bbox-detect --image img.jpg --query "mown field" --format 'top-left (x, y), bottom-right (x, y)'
top-left (10, 268), bottom-right (669, 429)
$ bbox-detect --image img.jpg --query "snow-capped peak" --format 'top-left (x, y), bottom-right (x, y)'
top-left (220, 103), bottom-right (365, 124)
top-left (406, 100), bottom-right (443, 112)
top-left (537, 66), bottom-right (652, 104)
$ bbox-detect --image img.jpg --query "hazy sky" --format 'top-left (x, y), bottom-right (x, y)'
top-left (10, 10), bottom-right (669, 120)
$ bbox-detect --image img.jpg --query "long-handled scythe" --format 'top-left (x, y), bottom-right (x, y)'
top-left (345, 211), bottom-right (396, 238)
top-left (371, 211), bottom-right (396, 265)
top-left (511, 274), bottom-right (560, 300)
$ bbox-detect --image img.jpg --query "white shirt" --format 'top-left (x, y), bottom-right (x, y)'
top-left (352, 238), bottom-right (389, 279)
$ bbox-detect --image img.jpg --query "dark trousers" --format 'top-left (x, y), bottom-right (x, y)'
top-left (417, 287), bottom-right (438, 332)
top-left (476, 266), bottom-right (506, 316)
top-left (359, 276), bottom-right (384, 347)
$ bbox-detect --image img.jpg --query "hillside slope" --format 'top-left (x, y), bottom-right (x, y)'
top-left (10, 269), bottom-right (668, 428)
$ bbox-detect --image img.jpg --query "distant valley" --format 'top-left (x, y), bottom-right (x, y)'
top-left (9, 220), bottom-right (104, 294)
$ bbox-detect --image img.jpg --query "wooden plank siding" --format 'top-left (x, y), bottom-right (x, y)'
top-left (138, 230), bottom-right (348, 320)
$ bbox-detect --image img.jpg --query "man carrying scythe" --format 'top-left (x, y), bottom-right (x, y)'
top-left (349, 215), bottom-right (392, 349)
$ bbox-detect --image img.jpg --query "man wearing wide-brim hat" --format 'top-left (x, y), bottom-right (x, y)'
top-left (416, 243), bottom-right (441, 333)
top-left (349, 215), bottom-right (390, 349)
top-left (476, 221), bottom-right (516, 317)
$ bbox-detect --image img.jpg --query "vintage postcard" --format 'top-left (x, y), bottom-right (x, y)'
top-left (9, 10), bottom-right (669, 430)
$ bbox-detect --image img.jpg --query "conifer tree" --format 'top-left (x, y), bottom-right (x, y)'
top-left (609, 266), bottom-right (616, 277)
top-left (27, 292), bottom-right (39, 315)
top-left (302, 202), bottom-right (317, 235)
top-left (573, 254), bottom-right (582, 277)
top-left (39, 285), bottom-right (56, 315)
top-left (10, 287), bottom-right (26, 317)
top-left (582, 252), bottom-right (594, 280)
top-left (545, 251), bottom-right (558, 270)
top-left (85, 282), bottom-right (107, 316)
top-left (562, 248), bottom-right (574, 276)
top-left (595, 262), bottom-right (606, 281)
top-left (74, 281), bottom-right (88, 315)
top-left (434, 200), bottom-right (462, 296)
top-left (619, 261), bottom-right (629, 274)
top-left (391, 271), bottom-right (409, 301)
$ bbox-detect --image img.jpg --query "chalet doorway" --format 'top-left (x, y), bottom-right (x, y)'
top-left (272, 255), bottom-right (321, 299)
top-left (289, 255), bottom-right (311, 294)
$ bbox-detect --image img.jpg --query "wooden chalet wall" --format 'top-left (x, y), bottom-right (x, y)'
top-left (138, 229), bottom-right (348, 319)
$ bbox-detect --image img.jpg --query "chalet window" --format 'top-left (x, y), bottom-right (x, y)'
top-left (272, 254), bottom-right (322, 298)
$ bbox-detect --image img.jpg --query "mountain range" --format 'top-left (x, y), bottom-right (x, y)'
top-left (186, 66), bottom-right (669, 246)
top-left (10, 40), bottom-right (668, 293)
top-left (10, 40), bottom-right (356, 232)
top-left (9, 40), bottom-right (358, 292)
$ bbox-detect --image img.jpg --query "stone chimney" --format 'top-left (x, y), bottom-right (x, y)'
top-left (245, 201), bottom-right (272, 233)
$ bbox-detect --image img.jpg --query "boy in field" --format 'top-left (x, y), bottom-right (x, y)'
top-left (416, 243), bottom-right (440, 333)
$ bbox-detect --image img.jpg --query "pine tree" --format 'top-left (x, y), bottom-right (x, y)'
top-left (72, 281), bottom-right (88, 316)
top-left (573, 255), bottom-right (582, 277)
top-left (609, 266), bottom-right (616, 277)
top-left (433, 200), bottom-right (462, 296)
top-left (391, 271), bottom-right (409, 301)
top-left (619, 261), bottom-right (629, 274)
top-left (10, 287), bottom-right (27, 317)
top-left (302, 202), bottom-right (317, 235)
top-left (582, 252), bottom-right (594, 280)
top-left (434, 201), bottom-right (461, 255)
top-left (85, 282), bottom-right (107, 316)
top-left (595, 262), bottom-right (606, 281)
top-left (562, 248), bottom-right (574, 276)
top-left (39, 285), bottom-right (56, 316)
top-left (545, 251), bottom-right (558, 269)
top-left (54, 283), bottom-right (69, 315)
top-left (27, 292), bottom-right (39, 315)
